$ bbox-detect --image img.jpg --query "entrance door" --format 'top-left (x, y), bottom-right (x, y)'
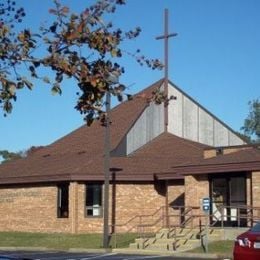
top-left (210, 174), bottom-right (247, 227)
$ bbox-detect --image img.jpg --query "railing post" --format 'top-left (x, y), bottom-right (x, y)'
top-left (238, 207), bottom-right (240, 227)
top-left (221, 207), bottom-right (224, 228)
top-left (163, 206), bottom-right (166, 228)
top-left (165, 180), bottom-right (170, 228)
top-left (114, 228), bottom-right (117, 248)
top-left (191, 207), bottom-right (194, 229)
top-left (138, 215), bottom-right (142, 238)
top-left (173, 226), bottom-right (177, 250)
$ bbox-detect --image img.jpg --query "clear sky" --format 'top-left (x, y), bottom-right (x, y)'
top-left (1, 0), bottom-right (259, 152)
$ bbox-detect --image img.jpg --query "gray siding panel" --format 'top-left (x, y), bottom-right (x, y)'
top-left (214, 120), bottom-right (229, 146)
top-left (126, 102), bottom-right (164, 155)
top-left (168, 83), bottom-right (245, 147)
top-left (168, 86), bottom-right (183, 137)
top-left (183, 96), bottom-right (198, 141)
top-left (199, 108), bottom-right (214, 146)
top-left (229, 131), bottom-right (244, 146)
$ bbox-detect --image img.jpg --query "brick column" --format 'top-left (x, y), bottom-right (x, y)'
top-left (185, 175), bottom-right (209, 226)
top-left (70, 182), bottom-right (79, 234)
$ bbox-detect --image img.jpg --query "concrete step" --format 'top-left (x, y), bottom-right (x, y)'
top-left (156, 228), bottom-right (197, 239)
top-left (129, 227), bottom-right (225, 252)
top-left (145, 242), bottom-right (175, 251)
top-left (129, 242), bottom-right (142, 250)
top-left (145, 238), bottom-right (201, 252)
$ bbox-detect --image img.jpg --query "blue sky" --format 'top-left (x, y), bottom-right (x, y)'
top-left (1, 0), bottom-right (260, 152)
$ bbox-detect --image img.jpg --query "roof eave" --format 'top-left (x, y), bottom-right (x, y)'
top-left (174, 161), bottom-right (260, 175)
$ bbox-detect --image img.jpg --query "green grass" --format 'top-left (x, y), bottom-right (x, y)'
top-left (188, 240), bottom-right (234, 255)
top-left (0, 232), bottom-right (138, 250)
top-left (0, 232), bottom-right (235, 254)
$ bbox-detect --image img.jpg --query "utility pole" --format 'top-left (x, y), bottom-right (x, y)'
top-left (103, 91), bottom-right (111, 249)
top-left (102, 71), bottom-right (119, 249)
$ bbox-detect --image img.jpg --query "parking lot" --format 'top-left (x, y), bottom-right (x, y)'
top-left (0, 250), bottom-right (228, 260)
top-left (0, 251), bottom-right (172, 260)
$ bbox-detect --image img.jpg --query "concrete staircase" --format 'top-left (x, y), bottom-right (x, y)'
top-left (129, 227), bottom-right (224, 252)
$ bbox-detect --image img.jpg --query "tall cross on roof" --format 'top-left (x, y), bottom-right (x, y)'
top-left (156, 9), bottom-right (177, 131)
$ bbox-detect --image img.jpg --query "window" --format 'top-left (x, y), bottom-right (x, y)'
top-left (57, 184), bottom-right (69, 218)
top-left (85, 184), bottom-right (102, 217)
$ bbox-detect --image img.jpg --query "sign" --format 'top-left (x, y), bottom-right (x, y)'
top-left (202, 197), bottom-right (210, 253)
top-left (202, 197), bottom-right (210, 212)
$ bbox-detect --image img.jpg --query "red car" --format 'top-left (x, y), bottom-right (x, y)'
top-left (233, 222), bottom-right (260, 260)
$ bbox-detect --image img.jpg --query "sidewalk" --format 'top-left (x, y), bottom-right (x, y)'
top-left (113, 248), bottom-right (233, 259)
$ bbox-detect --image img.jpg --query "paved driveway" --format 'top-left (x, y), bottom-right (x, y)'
top-left (0, 250), bottom-right (231, 260)
top-left (0, 251), bottom-right (232, 260)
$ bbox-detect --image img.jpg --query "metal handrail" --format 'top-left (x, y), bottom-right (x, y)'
top-left (111, 204), bottom-right (260, 248)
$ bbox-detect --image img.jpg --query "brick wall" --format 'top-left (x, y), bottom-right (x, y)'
top-left (76, 182), bottom-right (166, 233)
top-left (252, 171), bottom-right (260, 218)
top-left (185, 175), bottom-right (209, 226)
top-left (0, 185), bottom-right (71, 233)
top-left (0, 173), bottom-right (255, 233)
top-left (0, 181), bottom-right (168, 234)
top-left (168, 180), bottom-right (185, 226)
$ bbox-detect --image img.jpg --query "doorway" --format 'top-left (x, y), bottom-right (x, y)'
top-left (210, 173), bottom-right (247, 227)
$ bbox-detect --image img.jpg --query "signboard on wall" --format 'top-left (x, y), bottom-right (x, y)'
top-left (202, 197), bottom-right (210, 212)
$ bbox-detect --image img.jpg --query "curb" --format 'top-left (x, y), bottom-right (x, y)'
top-left (113, 248), bottom-right (232, 259)
top-left (0, 247), bottom-right (49, 251)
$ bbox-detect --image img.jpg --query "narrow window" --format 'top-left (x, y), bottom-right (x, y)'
top-left (85, 184), bottom-right (102, 217)
top-left (57, 184), bottom-right (69, 218)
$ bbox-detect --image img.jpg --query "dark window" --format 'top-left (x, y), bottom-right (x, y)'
top-left (57, 184), bottom-right (69, 218)
top-left (85, 184), bottom-right (102, 217)
top-left (216, 148), bottom-right (223, 155)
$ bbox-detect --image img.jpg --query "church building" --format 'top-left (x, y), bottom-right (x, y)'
top-left (0, 78), bottom-right (260, 234)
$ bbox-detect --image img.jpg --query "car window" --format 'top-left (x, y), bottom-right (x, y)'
top-left (251, 222), bottom-right (260, 232)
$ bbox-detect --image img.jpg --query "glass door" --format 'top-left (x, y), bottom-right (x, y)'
top-left (229, 177), bottom-right (247, 226)
top-left (211, 178), bottom-right (228, 224)
top-left (210, 174), bottom-right (247, 227)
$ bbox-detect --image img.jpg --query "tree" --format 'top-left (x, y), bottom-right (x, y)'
top-left (0, 150), bottom-right (23, 163)
top-left (0, 0), bottom-right (38, 115)
top-left (0, 0), bottom-right (165, 249)
top-left (0, 0), bottom-right (164, 125)
top-left (241, 98), bottom-right (260, 143)
top-left (0, 146), bottom-right (43, 164)
top-left (235, 131), bottom-right (252, 144)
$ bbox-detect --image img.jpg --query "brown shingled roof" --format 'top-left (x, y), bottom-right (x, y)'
top-left (0, 79), bottom-right (169, 184)
top-left (0, 131), bottom-right (208, 184)
top-left (172, 147), bottom-right (260, 175)
top-left (1, 78), bottom-right (258, 185)
top-left (0, 77), bottom-right (208, 184)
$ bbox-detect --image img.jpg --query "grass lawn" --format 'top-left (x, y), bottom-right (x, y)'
top-left (0, 232), bottom-right (138, 250)
top-left (188, 240), bottom-right (234, 255)
top-left (0, 232), bottom-right (234, 254)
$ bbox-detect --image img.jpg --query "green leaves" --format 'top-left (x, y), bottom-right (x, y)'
top-left (0, 1), bottom-right (38, 116)
top-left (0, 0), bottom-right (163, 127)
top-left (241, 98), bottom-right (260, 142)
top-left (0, 150), bottom-right (23, 163)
